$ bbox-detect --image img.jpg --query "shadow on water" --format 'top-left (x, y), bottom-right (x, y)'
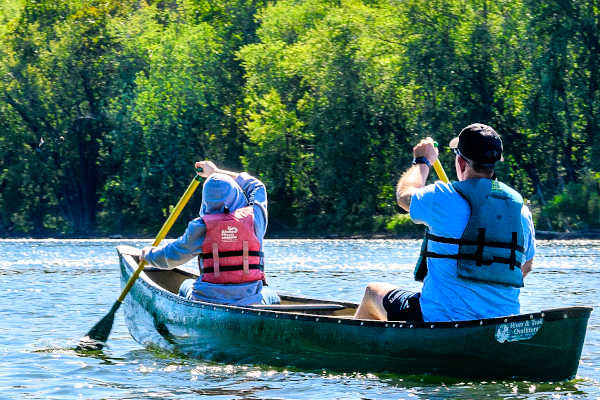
top-left (0, 269), bottom-right (24, 276)
top-left (33, 345), bottom-right (126, 365)
top-left (188, 386), bottom-right (272, 397)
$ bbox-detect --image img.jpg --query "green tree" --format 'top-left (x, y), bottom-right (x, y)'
top-left (0, 1), bottom-right (140, 234)
top-left (126, 22), bottom-right (228, 233)
top-left (241, 0), bottom-right (419, 232)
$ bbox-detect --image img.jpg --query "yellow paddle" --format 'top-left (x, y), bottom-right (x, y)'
top-left (432, 159), bottom-right (449, 183)
top-left (432, 142), bottom-right (450, 183)
top-left (78, 170), bottom-right (203, 351)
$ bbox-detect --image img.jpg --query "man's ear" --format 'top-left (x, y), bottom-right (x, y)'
top-left (456, 156), bottom-right (469, 179)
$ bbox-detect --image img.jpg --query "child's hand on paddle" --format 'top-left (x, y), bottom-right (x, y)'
top-left (195, 160), bottom-right (217, 178)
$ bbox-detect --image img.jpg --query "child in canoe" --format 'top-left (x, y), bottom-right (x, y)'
top-left (141, 160), bottom-right (280, 306)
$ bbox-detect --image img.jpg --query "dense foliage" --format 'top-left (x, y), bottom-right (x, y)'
top-left (1, 0), bottom-right (599, 237)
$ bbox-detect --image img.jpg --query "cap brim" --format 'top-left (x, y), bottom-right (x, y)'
top-left (449, 137), bottom-right (459, 149)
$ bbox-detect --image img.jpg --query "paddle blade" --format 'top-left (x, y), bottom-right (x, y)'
top-left (77, 301), bottom-right (121, 351)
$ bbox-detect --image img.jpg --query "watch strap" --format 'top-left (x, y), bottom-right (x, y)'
top-left (412, 156), bottom-right (432, 167)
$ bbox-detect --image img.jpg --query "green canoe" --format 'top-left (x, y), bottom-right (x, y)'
top-left (117, 245), bottom-right (592, 381)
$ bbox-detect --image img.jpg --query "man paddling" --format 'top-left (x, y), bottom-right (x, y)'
top-left (141, 160), bottom-right (280, 306)
top-left (354, 123), bottom-right (535, 322)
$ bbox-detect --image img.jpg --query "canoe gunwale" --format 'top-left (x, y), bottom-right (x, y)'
top-left (117, 245), bottom-right (593, 329)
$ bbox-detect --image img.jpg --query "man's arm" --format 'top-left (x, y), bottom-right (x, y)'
top-left (520, 205), bottom-right (535, 279)
top-left (396, 137), bottom-right (438, 212)
top-left (396, 165), bottom-right (430, 211)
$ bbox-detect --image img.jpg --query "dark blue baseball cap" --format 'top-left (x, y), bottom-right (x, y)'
top-left (449, 123), bottom-right (503, 167)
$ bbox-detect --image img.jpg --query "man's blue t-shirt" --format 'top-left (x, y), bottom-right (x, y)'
top-left (410, 180), bottom-right (535, 322)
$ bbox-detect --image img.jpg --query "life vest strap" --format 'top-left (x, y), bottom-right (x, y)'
top-left (509, 232), bottom-right (518, 271)
top-left (200, 250), bottom-right (264, 259)
top-left (212, 243), bottom-right (220, 277)
top-left (426, 232), bottom-right (525, 253)
top-left (243, 241), bottom-right (249, 275)
top-left (201, 264), bottom-right (264, 274)
top-left (476, 228), bottom-right (485, 266)
top-left (422, 251), bottom-right (522, 269)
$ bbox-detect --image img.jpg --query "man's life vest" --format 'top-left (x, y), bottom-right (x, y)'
top-left (199, 206), bottom-right (265, 284)
top-left (414, 179), bottom-right (526, 288)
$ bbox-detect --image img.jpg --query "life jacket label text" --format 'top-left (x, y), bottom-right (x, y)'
top-left (221, 226), bottom-right (238, 242)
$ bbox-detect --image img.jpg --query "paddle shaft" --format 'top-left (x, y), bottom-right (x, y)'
top-left (117, 175), bottom-right (202, 302)
top-left (432, 159), bottom-right (450, 183)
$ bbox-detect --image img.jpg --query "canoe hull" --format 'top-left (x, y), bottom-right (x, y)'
top-left (118, 247), bottom-right (591, 380)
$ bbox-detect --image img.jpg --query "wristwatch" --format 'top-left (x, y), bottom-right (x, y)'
top-left (412, 156), bottom-right (432, 167)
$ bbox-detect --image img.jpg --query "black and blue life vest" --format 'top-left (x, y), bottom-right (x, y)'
top-left (414, 179), bottom-right (526, 288)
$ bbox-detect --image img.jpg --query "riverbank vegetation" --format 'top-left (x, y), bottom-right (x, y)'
top-left (1, 0), bottom-right (599, 238)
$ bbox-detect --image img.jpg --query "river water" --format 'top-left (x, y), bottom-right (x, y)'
top-left (0, 239), bottom-right (598, 399)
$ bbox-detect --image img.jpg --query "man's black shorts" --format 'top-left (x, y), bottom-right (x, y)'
top-left (382, 288), bottom-right (424, 322)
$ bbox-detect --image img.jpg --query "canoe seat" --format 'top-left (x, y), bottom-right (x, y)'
top-left (248, 303), bottom-right (345, 312)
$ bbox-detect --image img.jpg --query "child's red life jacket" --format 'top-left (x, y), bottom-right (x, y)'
top-left (199, 206), bottom-right (264, 284)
